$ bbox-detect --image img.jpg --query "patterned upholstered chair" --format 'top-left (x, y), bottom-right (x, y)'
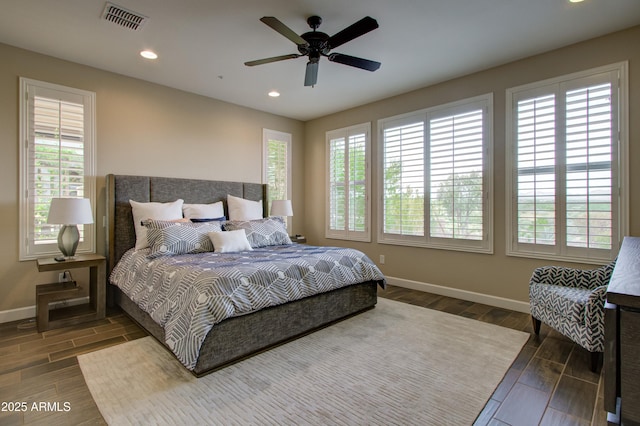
top-left (529, 261), bottom-right (616, 372)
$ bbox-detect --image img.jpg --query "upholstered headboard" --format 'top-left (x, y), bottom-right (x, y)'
top-left (106, 174), bottom-right (267, 273)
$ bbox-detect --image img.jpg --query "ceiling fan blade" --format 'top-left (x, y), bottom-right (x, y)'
top-left (260, 16), bottom-right (308, 47)
top-left (328, 53), bottom-right (381, 71)
top-left (244, 54), bottom-right (300, 67)
top-left (327, 16), bottom-right (379, 49)
top-left (304, 61), bottom-right (319, 87)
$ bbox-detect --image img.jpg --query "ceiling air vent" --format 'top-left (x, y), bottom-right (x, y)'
top-left (102, 2), bottom-right (148, 31)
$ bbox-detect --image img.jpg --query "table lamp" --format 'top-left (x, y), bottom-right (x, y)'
top-left (47, 198), bottom-right (94, 258)
top-left (270, 200), bottom-right (293, 217)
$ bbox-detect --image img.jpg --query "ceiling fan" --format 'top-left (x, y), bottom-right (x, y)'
top-left (244, 15), bottom-right (381, 87)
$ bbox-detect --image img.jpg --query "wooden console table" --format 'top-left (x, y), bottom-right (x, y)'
top-left (605, 236), bottom-right (640, 425)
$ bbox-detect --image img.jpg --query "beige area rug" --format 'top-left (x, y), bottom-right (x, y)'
top-left (78, 298), bottom-right (528, 425)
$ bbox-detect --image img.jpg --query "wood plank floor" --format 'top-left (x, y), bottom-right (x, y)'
top-left (0, 285), bottom-right (608, 425)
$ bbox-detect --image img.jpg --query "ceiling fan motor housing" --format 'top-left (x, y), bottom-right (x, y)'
top-left (299, 32), bottom-right (329, 59)
top-left (298, 16), bottom-right (330, 61)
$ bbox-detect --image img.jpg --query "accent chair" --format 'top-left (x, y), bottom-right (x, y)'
top-left (529, 261), bottom-right (616, 372)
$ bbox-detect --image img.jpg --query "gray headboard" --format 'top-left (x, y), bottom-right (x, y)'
top-left (106, 174), bottom-right (267, 273)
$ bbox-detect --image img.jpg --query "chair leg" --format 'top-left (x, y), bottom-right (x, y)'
top-left (590, 352), bottom-right (602, 373)
top-left (531, 316), bottom-right (541, 335)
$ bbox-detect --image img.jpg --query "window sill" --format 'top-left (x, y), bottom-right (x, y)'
top-left (506, 250), bottom-right (614, 265)
top-left (378, 238), bottom-right (493, 255)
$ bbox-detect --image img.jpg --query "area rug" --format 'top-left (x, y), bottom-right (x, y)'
top-left (78, 298), bottom-right (528, 425)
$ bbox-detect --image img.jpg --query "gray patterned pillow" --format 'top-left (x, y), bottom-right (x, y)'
top-left (144, 219), bottom-right (222, 257)
top-left (223, 217), bottom-right (292, 248)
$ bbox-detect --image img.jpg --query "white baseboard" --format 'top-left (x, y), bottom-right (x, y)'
top-left (0, 296), bottom-right (90, 324)
top-left (0, 305), bottom-right (36, 324)
top-left (386, 276), bottom-right (530, 314)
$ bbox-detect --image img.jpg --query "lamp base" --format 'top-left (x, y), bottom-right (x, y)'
top-left (57, 224), bottom-right (79, 258)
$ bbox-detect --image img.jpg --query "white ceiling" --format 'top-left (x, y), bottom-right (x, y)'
top-left (1, 0), bottom-right (639, 121)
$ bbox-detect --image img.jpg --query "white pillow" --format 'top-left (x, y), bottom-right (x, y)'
top-left (130, 199), bottom-right (184, 250)
top-left (183, 202), bottom-right (224, 219)
top-left (227, 194), bottom-right (263, 221)
top-left (208, 230), bottom-right (253, 253)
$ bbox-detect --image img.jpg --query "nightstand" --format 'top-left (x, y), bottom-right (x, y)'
top-left (35, 254), bottom-right (106, 332)
top-left (290, 235), bottom-right (307, 244)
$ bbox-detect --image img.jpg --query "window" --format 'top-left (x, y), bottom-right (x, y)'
top-left (262, 129), bottom-right (292, 222)
top-left (378, 94), bottom-right (493, 253)
top-left (506, 62), bottom-right (628, 263)
top-left (19, 78), bottom-right (96, 260)
top-left (326, 123), bottom-right (371, 242)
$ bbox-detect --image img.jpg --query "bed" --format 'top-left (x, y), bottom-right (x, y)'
top-left (106, 174), bottom-right (384, 377)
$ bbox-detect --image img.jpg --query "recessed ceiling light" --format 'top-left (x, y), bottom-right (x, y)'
top-left (140, 50), bottom-right (158, 59)
top-left (268, 91), bottom-right (280, 98)
top-left (569, 0), bottom-right (584, 3)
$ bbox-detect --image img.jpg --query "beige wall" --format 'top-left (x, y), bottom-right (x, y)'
top-left (0, 42), bottom-right (304, 316)
top-left (2, 25), bottom-right (638, 318)
top-left (303, 26), bottom-right (640, 305)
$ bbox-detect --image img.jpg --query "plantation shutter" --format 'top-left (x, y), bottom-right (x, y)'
top-left (564, 83), bottom-right (613, 250)
top-left (265, 140), bottom-right (288, 203)
top-left (262, 130), bottom-right (291, 229)
top-left (20, 78), bottom-right (96, 260)
top-left (429, 109), bottom-right (484, 240)
top-left (508, 65), bottom-right (622, 262)
top-left (381, 119), bottom-right (425, 237)
top-left (348, 133), bottom-right (367, 232)
top-left (379, 94), bottom-right (492, 252)
top-left (515, 93), bottom-right (557, 246)
top-left (326, 123), bottom-right (370, 241)
top-left (328, 136), bottom-right (346, 232)
top-left (31, 96), bottom-right (87, 244)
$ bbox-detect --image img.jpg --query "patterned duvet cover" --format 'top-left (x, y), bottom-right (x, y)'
top-left (110, 244), bottom-right (385, 370)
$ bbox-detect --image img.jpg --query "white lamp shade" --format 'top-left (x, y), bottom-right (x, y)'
top-left (270, 200), bottom-right (293, 217)
top-left (47, 198), bottom-right (94, 225)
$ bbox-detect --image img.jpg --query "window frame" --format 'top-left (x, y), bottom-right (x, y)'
top-left (505, 62), bottom-right (628, 264)
top-left (377, 94), bottom-right (494, 254)
top-left (325, 122), bottom-right (372, 242)
top-left (19, 77), bottom-right (97, 260)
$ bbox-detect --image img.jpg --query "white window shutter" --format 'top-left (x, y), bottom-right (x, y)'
top-left (429, 109), bottom-right (484, 240)
top-left (564, 83), bottom-right (613, 250)
top-left (262, 129), bottom-right (292, 230)
top-left (348, 133), bottom-right (367, 233)
top-left (328, 136), bottom-right (346, 232)
top-left (515, 93), bottom-right (557, 246)
top-left (378, 94), bottom-right (493, 253)
top-left (382, 120), bottom-right (425, 237)
top-left (507, 63), bottom-right (626, 263)
top-left (326, 123), bottom-right (371, 242)
top-left (19, 78), bottom-right (96, 260)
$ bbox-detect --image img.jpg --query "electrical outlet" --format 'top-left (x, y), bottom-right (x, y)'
top-left (379, 255), bottom-right (385, 265)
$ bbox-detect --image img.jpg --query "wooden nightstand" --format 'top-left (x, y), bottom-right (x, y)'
top-left (35, 254), bottom-right (106, 332)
